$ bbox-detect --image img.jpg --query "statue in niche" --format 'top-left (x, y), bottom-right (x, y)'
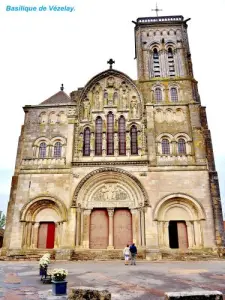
top-left (113, 92), bottom-right (119, 106)
top-left (94, 91), bottom-right (100, 110)
top-left (121, 90), bottom-right (128, 109)
top-left (130, 96), bottom-right (139, 119)
top-left (107, 76), bottom-right (115, 88)
top-left (82, 98), bottom-right (90, 120)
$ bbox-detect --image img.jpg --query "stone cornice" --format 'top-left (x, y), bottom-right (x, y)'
top-left (72, 160), bottom-right (149, 167)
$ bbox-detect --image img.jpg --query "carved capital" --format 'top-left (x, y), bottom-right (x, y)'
top-left (130, 209), bottom-right (138, 215)
top-left (83, 209), bottom-right (92, 216)
top-left (107, 208), bottom-right (114, 217)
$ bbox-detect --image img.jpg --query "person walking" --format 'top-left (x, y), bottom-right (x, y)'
top-left (123, 244), bottom-right (130, 265)
top-left (129, 243), bottom-right (137, 265)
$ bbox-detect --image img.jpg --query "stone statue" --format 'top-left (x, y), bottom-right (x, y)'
top-left (121, 91), bottom-right (128, 109)
top-left (83, 99), bottom-right (90, 120)
top-left (130, 96), bottom-right (139, 119)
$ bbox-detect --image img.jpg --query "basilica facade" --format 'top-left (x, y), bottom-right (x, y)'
top-left (2, 14), bottom-right (224, 260)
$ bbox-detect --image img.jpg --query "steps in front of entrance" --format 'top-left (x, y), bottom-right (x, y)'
top-left (71, 249), bottom-right (145, 261)
top-left (161, 249), bottom-right (221, 261)
top-left (1, 249), bottom-right (56, 261)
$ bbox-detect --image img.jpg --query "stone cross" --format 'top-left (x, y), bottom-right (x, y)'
top-left (151, 3), bottom-right (162, 17)
top-left (60, 84), bottom-right (64, 91)
top-left (107, 58), bottom-right (115, 69)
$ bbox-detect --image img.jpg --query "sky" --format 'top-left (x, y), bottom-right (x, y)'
top-left (0, 0), bottom-right (224, 216)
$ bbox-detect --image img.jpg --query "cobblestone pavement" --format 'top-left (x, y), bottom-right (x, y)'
top-left (0, 260), bottom-right (225, 299)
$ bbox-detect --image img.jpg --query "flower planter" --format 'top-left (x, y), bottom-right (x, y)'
top-left (52, 280), bottom-right (67, 295)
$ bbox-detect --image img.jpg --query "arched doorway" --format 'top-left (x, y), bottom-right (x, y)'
top-left (20, 196), bottom-right (67, 249)
top-left (154, 195), bottom-right (206, 249)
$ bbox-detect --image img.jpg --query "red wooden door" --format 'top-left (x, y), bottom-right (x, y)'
top-left (177, 221), bottom-right (189, 249)
top-left (38, 222), bottom-right (55, 249)
top-left (90, 210), bottom-right (108, 249)
top-left (46, 223), bottom-right (55, 249)
top-left (113, 209), bottom-right (132, 249)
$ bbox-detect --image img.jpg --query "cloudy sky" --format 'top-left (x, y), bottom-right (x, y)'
top-left (0, 0), bottom-right (224, 215)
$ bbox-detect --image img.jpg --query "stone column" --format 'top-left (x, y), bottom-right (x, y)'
top-left (54, 223), bottom-right (58, 249)
top-left (21, 222), bottom-right (27, 248)
top-left (107, 209), bottom-right (114, 249)
top-left (193, 220), bottom-right (202, 247)
top-left (163, 221), bottom-right (170, 248)
top-left (31, 222), bottom-right (39, 248)
top-left (131, 209), bottom-right (139, 246)
top-left (75, 208), bottom-right (81, 247)
top-left (83, 209), bottom-right (91, 249)
top-left (26, 222), bottom-right (32, 248)
top-left (80, 208), bottom-right (84, 247)
top-left (186, 221), bottom-right (194, 248)
top-left (141, 208), bottom-right (146, 247)
top-left (138, 209), bottom-right (142, 247)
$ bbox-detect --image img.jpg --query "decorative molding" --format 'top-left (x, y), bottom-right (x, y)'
top-left (72, 167), bottom-right (150, 207)
top-left (72, 160), bottom-right (149, 167)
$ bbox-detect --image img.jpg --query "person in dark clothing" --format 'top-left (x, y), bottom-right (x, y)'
top-left (129, 243), bottom-right (137, 265)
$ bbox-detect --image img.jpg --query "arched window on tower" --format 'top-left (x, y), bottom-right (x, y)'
top-left (153, 48), bottom-right (161, 77)
top-left (39, 142), bottom-right (47, 158)
top-left (170, 87), bottom-right (178, 102)
top-left (162, 139), bottom-right (170, 155)
top-left (168, 48), bottom-right (175, 77)
top-left (130, 125), bottom-right (138, 155)
top-left (83, 128), bottom-right (91, 156)
top-left (178, 138), bottom-right (186, 155)
top-left (54, 142), bottom-right (62, 158)
top-left (118, 116), bottom-right (126, 155)
top-left (155, 87), bottom-right (162, 103)
top-left (95, 117), bottom-right (102, 156)
top-left (107, 112), bottom-right (114, 155)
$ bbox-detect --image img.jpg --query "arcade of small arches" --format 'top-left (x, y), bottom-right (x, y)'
top-left (32, 137), bottom-right (66, 159)
top-left (19, 171), bottom-right (206, 252)
top-left (156, 133), bottom-right (192, 156)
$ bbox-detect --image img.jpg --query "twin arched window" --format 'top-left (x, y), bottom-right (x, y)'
top-left (161, 138), bottom-right (186, 155)
top-left (39, 142), bottom-right (47, 158)
top-left (54, 142), bottom-right (62, 158)
top-left (38, 141), bottom-right (62, 158)
top-left (162, 139), bottom-right (170, 155)
top-left (155, 88), bottom-right (162, 103)
top-left (170, 87), bottom-right (178, 102)
top-left (178, 138), bottom-right (186, 154)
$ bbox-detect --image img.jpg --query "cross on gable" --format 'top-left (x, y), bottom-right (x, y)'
top-left (107, 58), bottom-right (115, 69)
top-left (151, 3), bottom-right (162, 17)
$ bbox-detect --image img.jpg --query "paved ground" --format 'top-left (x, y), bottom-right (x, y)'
top-left (1, 260), bottom-right (225, 299)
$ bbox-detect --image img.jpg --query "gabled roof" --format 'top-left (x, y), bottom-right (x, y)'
top-left (39, 91), bottom-right (71, 105)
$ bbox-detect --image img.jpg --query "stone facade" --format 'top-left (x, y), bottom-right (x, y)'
top-left (2, 15), bottom-right (224, 259)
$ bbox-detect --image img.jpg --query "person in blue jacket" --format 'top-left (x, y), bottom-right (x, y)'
top-left (129, 243), bottom-right (137, 265)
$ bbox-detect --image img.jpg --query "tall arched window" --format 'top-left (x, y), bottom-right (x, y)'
top-left (83, 128), bottom-right (91, 156)
top-left (153, 48), bottom-right (160, 77)
top-left (95, 117), bottom-right (102, 156)
top-left (155, 88), bottom-right (162, 103)
top-left (54, 142), bottom-right (62, 158)
top-left (39, 142), bottom-right (47, 158)
top-left (178, 138), bottom-right (186, 155)
top-left (170, 87), bottom-right (178, 102)
top-left (118, 116), bottom-right (126, 155)
top-left (130, 125), bottom-right (138, 155)
top-left (107, 112), bottom-right (114, 155)
top-left (168, 47), bottom-right (175, 76)
top-left (162, 139), bottom-right (170, 155)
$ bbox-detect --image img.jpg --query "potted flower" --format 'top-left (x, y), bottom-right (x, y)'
top-left (51, 268), bottom-right (68, 295)
top-left (39, 253), bottom-right (50, 276)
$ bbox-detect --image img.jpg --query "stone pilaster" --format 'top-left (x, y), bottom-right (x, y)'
top-left (131, 209), bottom-right (138, 246)
top-left (83, 209), bottom-right (91, 249)
top-left (186, 221), bottom-right (194, 248)
top-left (107, 209), bottom-right (114, 249)
top-left (75, 208), bottom-right (81, 247)
top-left (146, 105), bottom-right (156, 165)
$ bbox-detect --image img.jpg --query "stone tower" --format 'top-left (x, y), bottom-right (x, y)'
top-left (2, 14), bottom-right (224, 260)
